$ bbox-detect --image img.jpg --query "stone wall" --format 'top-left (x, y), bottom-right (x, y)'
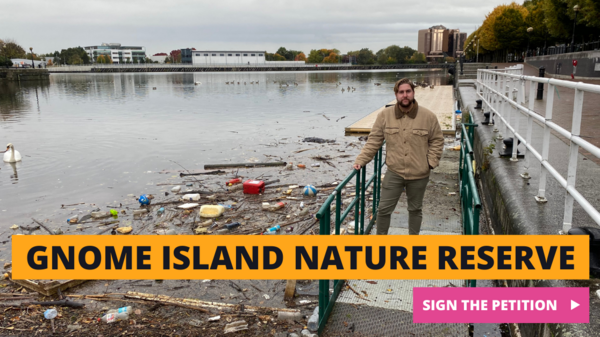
top-left (526, 50), bottom-right (600, 79)
top-left (0, 69), bottom-right (50, 81)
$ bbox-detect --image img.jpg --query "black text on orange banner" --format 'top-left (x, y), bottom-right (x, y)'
top-left (12, 235), bottom-right (588, 280)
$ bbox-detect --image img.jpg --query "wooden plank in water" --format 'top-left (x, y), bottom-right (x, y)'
top-left (345, 85), bottom-right (455, 134)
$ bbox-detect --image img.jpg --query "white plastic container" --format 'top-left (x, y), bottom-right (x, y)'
top-left (199, 205), bottom-right (225, 218)
top-left (171, 185), bottom-right (181, 193)
top-left (181, 193), bottom-right (201, 202)
top-left (91, 211), bottom-right (111, 219)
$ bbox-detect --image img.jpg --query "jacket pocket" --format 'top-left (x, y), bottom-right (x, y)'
top-left (384, 128), bottom-right (399, 135)
top-left (412, 129), bottom-right (428, 137)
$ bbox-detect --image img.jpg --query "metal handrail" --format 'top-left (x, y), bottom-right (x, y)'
top-left (477, 67), bottom-right (600, 233)
top-left (315, 142), bottom-right (385, 334)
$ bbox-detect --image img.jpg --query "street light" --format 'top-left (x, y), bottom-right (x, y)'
top-left (527, 27), bottom-right (533, 57)
top-left (570, 4), bottom-right (580, 53)
top-left (29, 47), bottom-right (34, 68)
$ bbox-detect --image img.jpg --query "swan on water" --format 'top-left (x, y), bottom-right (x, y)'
top-left (2, 143), bottom-right (22, 163)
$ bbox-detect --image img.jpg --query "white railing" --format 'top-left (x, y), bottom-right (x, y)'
top-left (477, 66), bottom-right (600, 233)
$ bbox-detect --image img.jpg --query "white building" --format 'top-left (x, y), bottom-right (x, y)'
top-left (84, 43), bottom-right (146, 64)
top-left (181, 49), bottom-right (266, 65)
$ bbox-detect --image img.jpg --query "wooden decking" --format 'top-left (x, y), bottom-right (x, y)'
top-left (345, 85), bottom-right (456, 135)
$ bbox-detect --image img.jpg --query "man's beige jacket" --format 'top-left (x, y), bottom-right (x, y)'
top-left (354, 100), bottom-right (444, 180)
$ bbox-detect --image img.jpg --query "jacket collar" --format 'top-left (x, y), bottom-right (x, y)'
top-left (395, 99), bottom-right (419, 119)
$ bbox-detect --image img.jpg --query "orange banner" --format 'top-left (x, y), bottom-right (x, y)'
top-left (12, 235), bottom-right (588, 280)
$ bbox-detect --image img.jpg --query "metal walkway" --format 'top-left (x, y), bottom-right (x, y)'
top-left (322, 150), bottom-right (469, 336)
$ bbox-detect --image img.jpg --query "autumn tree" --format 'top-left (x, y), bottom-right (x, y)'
top-left (322, 52), bottom-right (339, 63)
top-left (1, 39), bottom-right (26, 59)
top-left (294, 52), bottom-right (306, 61)
top-left (494, 7), bottom-right (528, 52)
top-left (408, 52), bottom-right (426, 64)
top-left (46, 59), bottom-right (53, 66)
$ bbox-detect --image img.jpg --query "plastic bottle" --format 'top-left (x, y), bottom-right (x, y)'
top-left (106, 306), bottom-right (132, 315)
top-left (225, 222), bottom-right (240, 230)
top-left (269, 202), bottom-right (285, 211)
top-left (133, 209), bottom-right (148, 216)
top-left (171, 185), bottom-right (181, 193)
top-left (44, 308), bottom-right (58, 319)
top-left (226, 178), bottom-right (242, 186)
top-left (181, 193), bottom-right (200, 201)
top-left (277, 311), bottom-right (304, 321)
top-left (262, 202), bottom-right (271, 211)
top-left (266, 224), bottom-right (281, 232)
top-left (99, 312), bottom-right (129, 323)
top-left (67, 215), bottom-right (78, 224)
top-left (91, 211), bottom-right (111, 219)
top-left (157, 207), bottom-right (165, 215)
top-left (300, 202), bottom-right (305, 209)
top-left (262, 230), bottom-right (278, 235)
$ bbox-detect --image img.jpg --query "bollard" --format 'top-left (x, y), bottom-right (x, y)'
top-left (475, 99), bottom-right (482, 109)
top-left (536, 66), bottom-right (545, 100)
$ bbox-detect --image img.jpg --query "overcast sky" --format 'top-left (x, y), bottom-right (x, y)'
top-left (1, 0), bottom-right (508, 56)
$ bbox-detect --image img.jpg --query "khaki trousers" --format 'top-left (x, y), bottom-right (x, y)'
top-left (376, 169), bottom-right (429, 235)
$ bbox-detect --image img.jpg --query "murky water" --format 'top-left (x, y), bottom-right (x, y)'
top-left (0, 70), bottom-right (450, 232)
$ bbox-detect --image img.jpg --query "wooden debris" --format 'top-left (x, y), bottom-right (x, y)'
top-left (7, 272), bottom-right (87, 297)
top-left (124, 291), bottom-right (301, 314)
top-left (204, 162), bottom-right (286, 170)
top-left (284, 280), bottom-right (296, 301)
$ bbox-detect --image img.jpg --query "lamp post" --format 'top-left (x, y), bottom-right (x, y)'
top-left (570, 5), bottom-right (580, 53)
top-left (526, 27), bottom-right (533, 57)
top-left (29, 47), bottom-right (34, 68)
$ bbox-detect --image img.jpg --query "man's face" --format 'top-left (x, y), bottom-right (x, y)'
top-left (395, 83), bottom-right (414, 108)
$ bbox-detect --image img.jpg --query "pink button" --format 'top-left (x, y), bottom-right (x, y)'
top-left (413, 287), bottom-right (589, 323)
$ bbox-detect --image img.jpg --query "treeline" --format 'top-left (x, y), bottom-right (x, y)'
top-left (265, 46), bottom-right (428, 64)
top-left (45, 47), bottom-right (90, 65)
top-left (467, 0), bottom-right (600, 62)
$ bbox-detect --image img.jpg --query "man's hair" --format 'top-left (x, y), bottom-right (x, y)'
top-left (394, 78), bottom-right (415, 93)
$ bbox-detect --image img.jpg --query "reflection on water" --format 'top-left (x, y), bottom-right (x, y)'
top-left (0, 70), bottom-right (450, 226)
top-left (0, 81), bottom-right (50, 121)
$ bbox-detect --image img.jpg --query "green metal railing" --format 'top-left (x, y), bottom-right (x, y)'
top-left (459, 115), bottom-right (482, 287)
top-left (315, 142), bottom-right (386, 334)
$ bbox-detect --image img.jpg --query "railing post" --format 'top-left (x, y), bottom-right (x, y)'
top-left (335, 190), bottom-right (341, 235)
top-left (360, 166), bottom-right (366, 234)
top-left (510, 78), bottom-right (525, 162)
top-left (372, 151), bottom-right (379, 218)
top-left (535, 83), bottom-right (554, 203)
top-left (355, 169), bottom-right (361, 235)
top-left (562, 87), bottom-right (584, 233)
top-left (522, 80), bottom-right (536, 179)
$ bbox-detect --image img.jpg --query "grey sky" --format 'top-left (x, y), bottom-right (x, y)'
top-left (1, 0), bottom-right (507, 56)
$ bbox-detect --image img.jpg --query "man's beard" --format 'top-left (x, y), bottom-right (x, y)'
top-left (399, 99), bottom-right (412, 108)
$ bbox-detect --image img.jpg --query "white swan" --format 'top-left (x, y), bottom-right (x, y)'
top-left (3, 143), bottom-right (22, 163)
top-left (194, 81), bottom-right (202, 85)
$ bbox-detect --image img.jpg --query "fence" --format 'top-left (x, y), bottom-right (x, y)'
top-left (459, 114), bottom-right (482, 288)
top-left (315, 143), bottom-right (385, 334)
top-left (477, 67), bottom-right (600, 233)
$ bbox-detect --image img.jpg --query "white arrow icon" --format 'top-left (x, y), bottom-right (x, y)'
top-left (571, 300), bottom-right (580, 310)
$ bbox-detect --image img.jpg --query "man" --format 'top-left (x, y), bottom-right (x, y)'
top-left (353, 78), bottom-right (444, 235)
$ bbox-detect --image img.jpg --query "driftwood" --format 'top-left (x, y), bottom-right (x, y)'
top-left (19, 225), bottom-right (40, 231)
top-left (31, 218), bottom-right (54, 235)
top-left (124, 291), bottom-right (301, 314)
top-left (30, 299), bottom-right (85, 308)
top-left (284, 280), bottom-right (296, 301)
top-left (180, 170), bottom-right (226, 177)
top-left (204, 162), bottom-right (286, 170)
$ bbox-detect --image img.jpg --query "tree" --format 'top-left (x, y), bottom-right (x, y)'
top-left (96, 55), bottom-right (104, 64)
top-left (0, 55), bottom-right (13, 68)
top-left (408, 52), bottom-right (426, 64)
top-left (494, 7), bottom-right (528, 51)
top-left (294, 52), bottom-right (306, 61)
top-left (375, 45), bottom-right (416, 64)
top-left (322, 52), bottom-right (339, 63)
top-left (1, 40), bottom-right (26, 59)
top-left (356, 48), bottom-right (375, 65)
top-left (306, 49), bottom-right (324, 63)
top-left (46, 59), bottom-right (53, 66)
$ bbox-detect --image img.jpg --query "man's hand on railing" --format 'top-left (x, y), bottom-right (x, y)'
top-left (353, 164), bottom-right (361, 171)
